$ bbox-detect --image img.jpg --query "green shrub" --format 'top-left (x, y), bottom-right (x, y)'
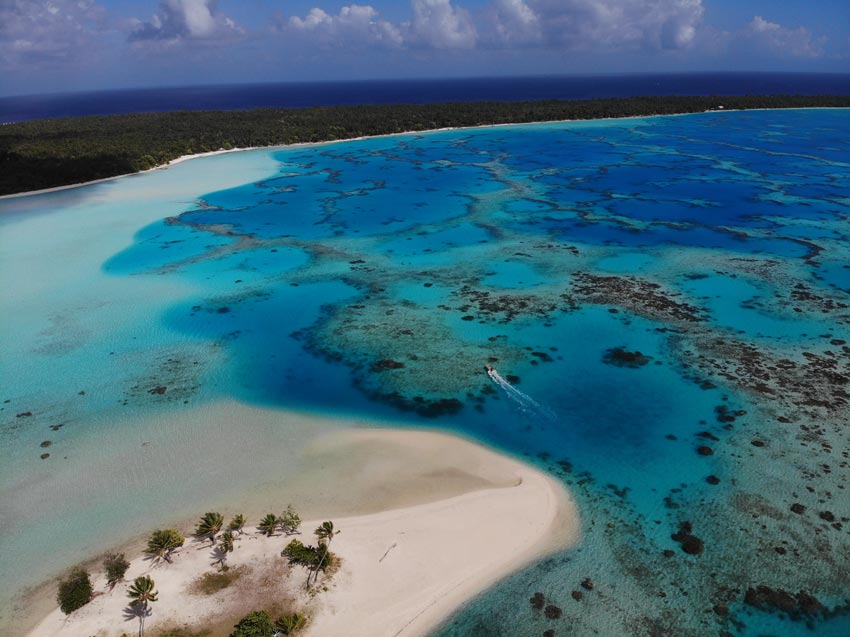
top-left (230, 610), bottom-right (275, 637)
top-left (57, 568), bottom-right (93, 614)
top-left (282, 540), bottom-right (320, 568)
top-left (103, 552), bottom-right (130, 587)
top-left (280, 505), bottom-right (301, 535)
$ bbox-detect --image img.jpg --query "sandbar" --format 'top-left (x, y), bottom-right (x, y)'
top-left (27, 427), bottom-right (578, 637)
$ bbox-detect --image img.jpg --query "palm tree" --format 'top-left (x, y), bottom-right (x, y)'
top-left (195, 511), bottom-right (224, 545)
top-left (314, 521), bottom-right (338, 545)
top-left (310, 521), bottom-right (339, 586)
top-left (127, 575), bottom-right (158, 637)
top-left (229, 513), bottom-right (246, 535)
top-left (258, 513), bottom-right (280, 537)
top-left (275, 612), bottom-right (306, 635)
top-left (214, 530), bottom-right (235, 570)
top-left (221, 530), bottom-right (235, 552)
top-left (145, 529), bottom-right (185, 564)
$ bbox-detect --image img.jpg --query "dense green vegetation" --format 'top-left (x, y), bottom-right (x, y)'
top-left (2, 94), bottom-right (848, 196)
top-left (229, 610), bottom-right (306, 637)
top-left (230, 611), bottom-right (276, 637)
top-left (282, 521), bottom-right (341, 589)
top-left (56, 567), bottom-right (93, 615)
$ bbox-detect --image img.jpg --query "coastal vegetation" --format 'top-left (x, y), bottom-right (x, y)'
top-left (47, 507), bottom-right (319, 635)
top-left (228, 514), bottom-right (246, 535)
top-left (104, 552), bottom-right (131, 588)
top-left (230, 610), bottom-right (306, 637)
top-left (257, 513), bottom-right (279, 536)
top-left (280, 505), bottom-right (301, 535)
top-left (275, 612), bottom-right (306, 635)
top-left (214, 530), bottom-right (236, 569)
top-left (283, 521), bottom-right (340, 589)
top-left (56, 567), bottom-right (93, 614)
top-left (2, 94), bottom-right (849, 196)
top-left (127, 575), bottom-right (158, 637)
top-left (311, 521), bottom-right (338, 587)
top-left (146, 528), bottom-right (186, 563)
top-left (230, 611), bottom-right (275, 637)
top-left (283, 540), bottom-right (323, 572)
top-left (194, 511), bottom-right (224, 545)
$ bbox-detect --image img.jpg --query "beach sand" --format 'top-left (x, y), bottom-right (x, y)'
top-left (26, 427), bottom-right (578, 637)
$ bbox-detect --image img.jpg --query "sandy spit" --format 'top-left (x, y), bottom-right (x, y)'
top-left (27, 428), bottom-right (579, 637)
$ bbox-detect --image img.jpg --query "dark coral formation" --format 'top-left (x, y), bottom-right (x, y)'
top-left (544, 605), bottom-right (562, 619)
top-left (455, 285), bottom-right (559, 324)
top-left (366, 390), bottom-right (464, 418)
top-left (602, 347), bottom-right (652, 368)
top-left (123, 353), bottom-right (205, 406)
top-left (530, 592), bottom-right (545, 610)
top-left (680, 335), bottom-right (850, 415)
top-left (743, 586), bottom-right (826, 621)
top-left (568, 272), bottom-right (706, 323)
top-left (370, 359), bottom-right (406, 372)
top-left (671, 522), bottom-right (704, 555)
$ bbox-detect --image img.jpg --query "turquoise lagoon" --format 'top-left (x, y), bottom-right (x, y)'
top-left (1, 110), bottom-right (849, 636)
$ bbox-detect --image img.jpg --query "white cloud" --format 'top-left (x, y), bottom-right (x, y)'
top-left (286, 4), bottom-right (403, 48)
top-left (281, 1), bottom-right (708, 53)
top-left (283, 1), bottom-right (476, 50)
top-left (129, 0), bottom-right (242, 44)
top-left (489, 0), bottom-right (704, 51)
top-left (747, 15), bottom-right (824, 58)
top-left (0, 0), bottom-right (107, 68)
top-left (486, 0), bottom-right (542, 45)
top-left (408, 0), bottom-right (477, 49)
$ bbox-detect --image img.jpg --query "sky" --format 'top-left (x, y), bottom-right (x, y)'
top-left (0, 0), bottom-right (848, 96)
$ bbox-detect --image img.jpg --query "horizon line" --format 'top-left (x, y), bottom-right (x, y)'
top-left (2, 70), bottom-right (849, 101)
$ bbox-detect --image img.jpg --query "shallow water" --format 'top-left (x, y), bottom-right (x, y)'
top-left (2, 110), bottom-right (849, 636)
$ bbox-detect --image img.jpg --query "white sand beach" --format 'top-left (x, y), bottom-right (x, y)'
top-left (27, 427), bottom-right (578, 637)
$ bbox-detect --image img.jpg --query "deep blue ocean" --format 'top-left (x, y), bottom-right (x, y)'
top-left (1, 72), bottom-right (849, 123)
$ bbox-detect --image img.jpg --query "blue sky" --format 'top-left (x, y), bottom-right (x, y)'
top-left (1, 0), bottom-right (848, 96)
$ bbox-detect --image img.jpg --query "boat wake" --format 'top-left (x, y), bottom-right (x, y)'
top-left (486, 366), bottom-right (558, 422)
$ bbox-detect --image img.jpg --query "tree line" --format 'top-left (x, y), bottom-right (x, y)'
top-left (2, 94), bottom-right (849, 196)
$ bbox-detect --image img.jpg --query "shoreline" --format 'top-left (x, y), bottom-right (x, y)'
top-left (21, 425), bottom-right (579, 637)
top-left (3, 106), bottom-right (846, 202)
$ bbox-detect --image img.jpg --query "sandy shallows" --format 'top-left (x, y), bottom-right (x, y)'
top-left (28, 426), bottom-right (579, 637)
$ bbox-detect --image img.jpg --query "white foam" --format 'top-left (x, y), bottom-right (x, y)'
top-left (488, 368), bottom-right (558, 421)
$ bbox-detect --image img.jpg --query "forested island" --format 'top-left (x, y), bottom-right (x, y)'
top-left (1, 93), bottom-right (849, 196)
